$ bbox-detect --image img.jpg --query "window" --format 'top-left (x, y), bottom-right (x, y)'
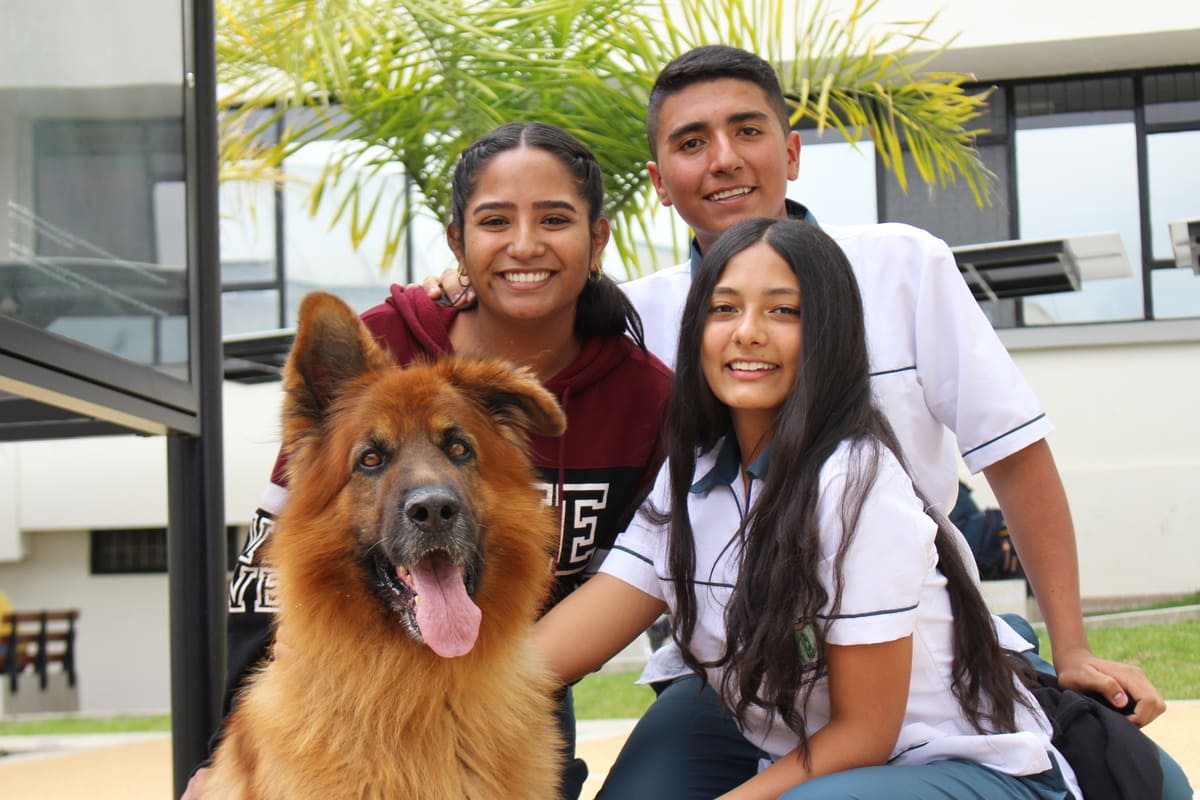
top-left (91, 527), bottom-right (244, 574)
top-left (881, 143), bottom-right (1011, 247)
top-left (218, 67), bottom-right (1200, 333)
top-left (219, 129), bottom-right (448, 331)
top-left (15, 118), bottom-right (191, 374)
top-left (1015, 114), bottom-right (1142, 324)
top-left (789, 132), bottom-right (878, 226)
top-left (868, 68), bottom-right (1200, 327)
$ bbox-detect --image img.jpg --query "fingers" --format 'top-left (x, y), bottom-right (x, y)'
top-left (1057, 656), bottom-right (1167, 726)
top-left (1120, 666), bottom-right (1167, 726)
top-left (415, 271), bottom-right (475, 307)
top-left (448, 286), bottom-right (477, 308)
top-left (420, 274), bottom-right (443, 299)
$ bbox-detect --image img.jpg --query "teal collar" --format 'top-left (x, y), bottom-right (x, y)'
top-left (688, 199), bottom-right (817, 274)
top-left (690, 435), bottom-right (772, 493)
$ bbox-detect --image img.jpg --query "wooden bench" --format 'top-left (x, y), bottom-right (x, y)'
top-left (1, 610), bottom-right (79, 693)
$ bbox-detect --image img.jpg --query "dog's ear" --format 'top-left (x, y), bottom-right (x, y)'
top-left (441, 357), bottom-right (567, 441)
top-left (284, 292), bottom-right (392, 428)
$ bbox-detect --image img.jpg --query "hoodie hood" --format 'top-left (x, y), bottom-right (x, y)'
top-left (380, 285), bottom-right (456, 356)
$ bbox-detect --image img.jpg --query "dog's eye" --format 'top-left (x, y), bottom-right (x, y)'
top-left (444, 439), bottom-right (472, 463)
top-left (358, 448), bottom-right (386, 471)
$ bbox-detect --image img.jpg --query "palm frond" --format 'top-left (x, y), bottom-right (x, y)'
top-left (216, 0), bottom-right (992, 275)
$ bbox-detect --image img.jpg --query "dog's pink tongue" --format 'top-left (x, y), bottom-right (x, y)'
top-left (409, 553), bottom-right (481, 658)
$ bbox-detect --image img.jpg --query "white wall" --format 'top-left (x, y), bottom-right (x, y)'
top-left (2, 0), bottom-right (1198, 714)
top-left (0, 382), bottom-right (282, 714)
top-left (13, 382), bottom-right (283, 534)
top-left (0, 0), bottom-right (181, 89)
top-left (816, 0), bottom-right (1200, 79)
top-left (964, 322), bottom-right (1200, 601)
top-left (0, 530), bottom-right (170, 714)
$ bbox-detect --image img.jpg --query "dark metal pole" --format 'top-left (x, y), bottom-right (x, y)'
top-left (168, 0), bottom-right (226, 794)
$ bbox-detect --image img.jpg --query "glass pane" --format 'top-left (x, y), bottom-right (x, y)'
top-left (220, 180), bottom-right (278, 286)
top-left (1150, 268), bottom-right (1200, 320)
top-left (1015, 77), bottom-right (1134, 118)
top-left (1147, 130), bottom-right (1200, 262)
top-left (1015, 120), bottom-right (1143, 324)
top-left (789, 134), bottom-right (877, 226)
top-left (0, 3), bottom-right (188, 376)
top-left (222, 289), bottom-right (282, 337)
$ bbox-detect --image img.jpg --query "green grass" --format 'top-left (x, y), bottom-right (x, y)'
top-left (0, 713), bottom-right (171, 736)
top-left (572, 671), bottom-right (657, 720)
top-left (2, 620), bottom-right (1196, 735)
top-left (1040, 619), bottom-right (1200, 700)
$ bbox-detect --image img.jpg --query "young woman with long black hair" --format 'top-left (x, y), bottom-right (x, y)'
top-left (537, 217), bottom-right (1080, 799)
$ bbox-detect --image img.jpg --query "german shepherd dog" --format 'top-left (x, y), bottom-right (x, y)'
top-left (207, 292), bottom-right (566, 799)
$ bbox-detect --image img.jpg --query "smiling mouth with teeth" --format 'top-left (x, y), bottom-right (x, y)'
top-left (707, 187), bottom-right (753, 201)
top-left (729, 360), bottom-right (776, 371)
top-left (500, 271), bottom-right (552, 283)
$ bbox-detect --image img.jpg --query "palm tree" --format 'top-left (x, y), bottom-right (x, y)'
top-left (217, 0), bottom-right (991, 274)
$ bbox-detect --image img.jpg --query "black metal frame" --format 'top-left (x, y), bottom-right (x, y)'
top-left (167, 0), bottom-right (227, 795)
top-left (0, 314), bottom-right (200, 437)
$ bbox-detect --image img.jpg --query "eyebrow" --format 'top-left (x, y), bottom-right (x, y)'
top-left (711, 285), bottom-right (800, 298)
top-left (665, 110), bottom-right (773, 144)
top-left (471, 200), bottom-right (578, 214)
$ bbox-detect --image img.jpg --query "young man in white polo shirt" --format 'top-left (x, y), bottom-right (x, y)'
top-left (604, 43), bottom-right (1187, 800)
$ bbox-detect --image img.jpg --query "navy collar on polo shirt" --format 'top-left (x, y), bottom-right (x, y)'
top-left (690, 435), bottom-right (772, 494)
top-left (688, 199), bottom-right (818, 275)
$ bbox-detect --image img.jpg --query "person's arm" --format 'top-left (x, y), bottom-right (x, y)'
top-left (536, 573), bottom-right (666, 684)
top-left (717, 637), bottom-right (912, 800)
top-left (904, 233), bottom-right (1166, 726)
top-left (984, 439), bottom-right (1166, 726)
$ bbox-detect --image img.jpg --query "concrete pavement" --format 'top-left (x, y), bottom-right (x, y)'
top-left (0, 705), bottom-right (1196, 799)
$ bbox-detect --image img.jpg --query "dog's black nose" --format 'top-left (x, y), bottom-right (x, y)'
top-left (404, 487), bottom-right (461, 532)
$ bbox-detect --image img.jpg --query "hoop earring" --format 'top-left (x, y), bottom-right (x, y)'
top-left (589, 263), bottom-right (603, 283)
top-left (457, 265), bottom-right (471, 288)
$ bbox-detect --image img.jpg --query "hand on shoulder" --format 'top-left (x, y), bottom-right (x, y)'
top-left (409, 268), bottom-right (475, 308)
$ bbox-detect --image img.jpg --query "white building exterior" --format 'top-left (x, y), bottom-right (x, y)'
top-left (1, 1), bottom-right (1198, 714)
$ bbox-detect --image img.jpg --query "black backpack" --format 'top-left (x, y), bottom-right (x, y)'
top-left (1031, 671), bottom-right (1164, 800)
top-left (950, 482), bottom-right (1024, 580)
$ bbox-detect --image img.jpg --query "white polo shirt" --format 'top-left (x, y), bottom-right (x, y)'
top-left (600, 438), bottom-right (1078, 795)
top-left (621, 220), bottom-right (1052, 514)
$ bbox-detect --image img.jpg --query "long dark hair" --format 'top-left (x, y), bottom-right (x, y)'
top-left (449, 122), bottom-right (645, 348)
top-left (664, 217), bottom-right (1034, 757)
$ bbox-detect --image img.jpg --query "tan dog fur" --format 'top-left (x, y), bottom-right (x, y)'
top-left (207, 291), bottom-right (566, 799)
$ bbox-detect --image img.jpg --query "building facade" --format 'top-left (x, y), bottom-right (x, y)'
top-left (1, 0), bottom-right (1197, 715)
